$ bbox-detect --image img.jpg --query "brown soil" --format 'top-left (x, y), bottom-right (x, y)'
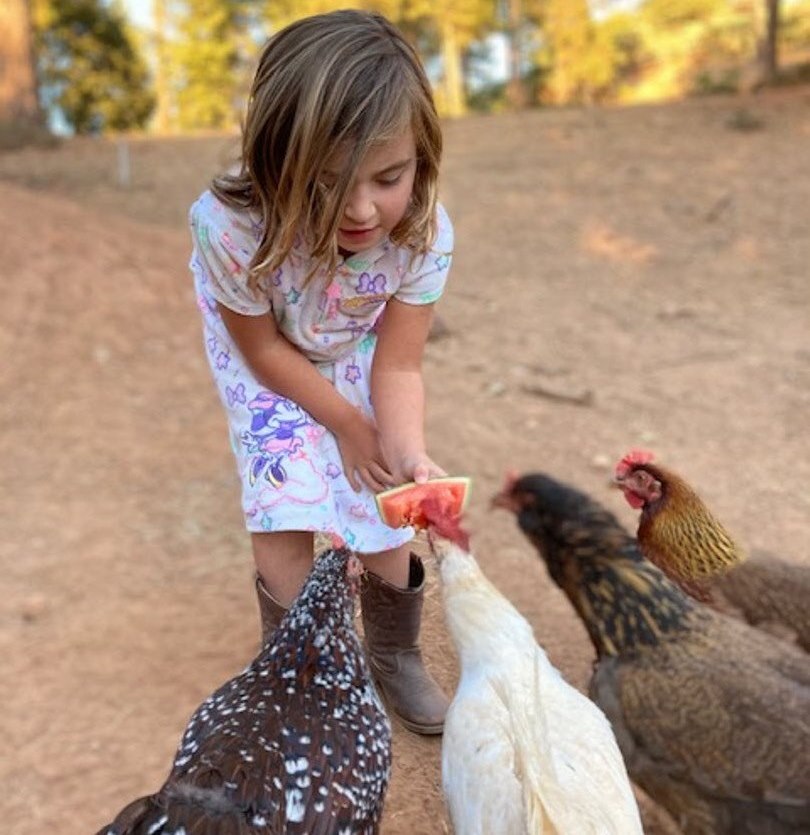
top-left (2, 88), bottom-right (809, 835)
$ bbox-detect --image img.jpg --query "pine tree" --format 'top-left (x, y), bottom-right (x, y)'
top-left (36, 0), bottom-right (154, 133)
top-left (171, 0), bottom-right (244, 130)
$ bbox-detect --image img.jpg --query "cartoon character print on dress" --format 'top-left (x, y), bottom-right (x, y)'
top-left (243, 393), bottom-right (311, 487)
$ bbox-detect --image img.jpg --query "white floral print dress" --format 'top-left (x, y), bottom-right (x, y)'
top-left (188, 190), bottom-right (453, 552)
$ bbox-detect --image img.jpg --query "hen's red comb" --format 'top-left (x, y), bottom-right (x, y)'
top-left (615, 449), bottom-right (655, 478)
top-left (502, 469), bottom-right (519, 494)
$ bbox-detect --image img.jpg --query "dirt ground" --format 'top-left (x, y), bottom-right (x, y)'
top-left (2, 88), bottom-right (809, 835)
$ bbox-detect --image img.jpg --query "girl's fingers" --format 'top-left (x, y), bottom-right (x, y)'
top-left (363, 464), bottom-right (394, 493)
top-left (368, 461), bottom-right (395, 487)
top-left (345, 464), bottom-right (361, 492)
top-left (413, 464), bottom-right (430, 484)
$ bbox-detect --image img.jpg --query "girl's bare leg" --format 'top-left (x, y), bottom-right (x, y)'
top-left (251, 530), bottom-right (315, 608)
top-left (358, 542), bottom-right (411, 588)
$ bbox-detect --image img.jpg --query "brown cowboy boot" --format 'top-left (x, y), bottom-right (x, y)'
top-left (361, 553), bottom-right (449, 735)
top-left (255, 574), bottom-right (287, 646)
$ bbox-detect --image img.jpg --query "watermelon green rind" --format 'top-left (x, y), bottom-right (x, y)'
top-left (375, 476), bottom-right (472, 528)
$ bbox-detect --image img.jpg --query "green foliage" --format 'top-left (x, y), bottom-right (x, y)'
top-left (781, 0), bottom-right (810, 53)
top-left (36, 0), bottom-right (154, 134)
top-left (539, 0), bottom-right (615, 103)
top-left (617, 0), bottom-right (767, 98)
top-left (170, 0), bottom-right (244, 130)
top-left (641, 0), bottom-right (725, 29)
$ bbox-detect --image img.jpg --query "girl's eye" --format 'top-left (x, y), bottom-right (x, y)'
top-left (378, 174), bottom-right (403, 187)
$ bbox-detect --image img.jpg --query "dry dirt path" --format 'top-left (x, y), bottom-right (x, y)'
top-left (2, 90), bottom-right (809, 834)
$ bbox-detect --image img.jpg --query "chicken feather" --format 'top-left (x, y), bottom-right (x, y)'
top-left (615, 451), bottom-right (810, 650)
top-left (434, 538), bottom-right (643, 835)
top-left (498, 471), bottom-right (810, 835)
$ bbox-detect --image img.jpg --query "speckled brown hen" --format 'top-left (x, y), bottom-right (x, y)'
top-left (96, 547), bottom-right (392, 835)
top-left (495, 472), bottom-right (810, 835)
top-left (615, 450), bottom-right (810, 651)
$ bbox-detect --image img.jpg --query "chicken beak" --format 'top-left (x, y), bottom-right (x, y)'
top-left (490, 490), bottom-right (521, 513)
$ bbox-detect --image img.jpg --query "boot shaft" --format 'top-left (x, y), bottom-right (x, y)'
top-left (360, 554), bottom-right (425, 650)
top-left (360, 554), bottom-right (448, 735)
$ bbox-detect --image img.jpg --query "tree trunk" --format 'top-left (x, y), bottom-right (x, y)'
top-left (152, 0), bottom-right (172, 133)
top-left (440, 18), bottom-right (466, 118)
top-left (758, 0), bottom-right (780, 84)
top-left (505, 0), bottom-right (527, 108)
top-left (0, 0), bottom-right (42, 123)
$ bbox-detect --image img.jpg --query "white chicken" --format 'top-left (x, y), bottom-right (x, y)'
top-left (433, 538), bottom-right (643, 835)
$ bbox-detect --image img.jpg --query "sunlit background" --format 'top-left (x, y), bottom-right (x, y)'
top-left (2, 0), bottom-right (809, 141)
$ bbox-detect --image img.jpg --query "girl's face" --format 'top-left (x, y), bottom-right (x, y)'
top-left (323, 129), bottom-right (417, 255)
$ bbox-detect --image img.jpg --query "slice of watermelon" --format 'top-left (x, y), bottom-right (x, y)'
top-left (375, 477), bottom-right (471, 548)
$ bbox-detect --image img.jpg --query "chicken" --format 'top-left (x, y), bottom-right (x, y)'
top-left (614, 449), bottom-right (810, 650)
top-left (495, 471), bottom-right (810, 835)
top-left (96, 547), bottom-right (392, 835)
top-left (432, 535), bottom-right (643, 835)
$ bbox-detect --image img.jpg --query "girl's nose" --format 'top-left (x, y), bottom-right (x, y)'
top-left (343, 184), bottom-right (375, 225)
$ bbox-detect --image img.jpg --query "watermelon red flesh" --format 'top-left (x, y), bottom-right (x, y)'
top-left (375, 477), bottom-right (471, 549)
top-left (375, 478), bottom-right (470, 527)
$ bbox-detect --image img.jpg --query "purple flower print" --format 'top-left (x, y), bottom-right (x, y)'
top-left (216, 350), bottom-right (230, 370)
top-left (226, 382), bottom-right (246, 407)
top-left (344, 364), bottom-right (362, 384)
top-left (357, 272), bottom-right (387, 295)
top-left (347, 320), bottom-right (366, 339)
top-left (325, 463), bottom-right (341, 479)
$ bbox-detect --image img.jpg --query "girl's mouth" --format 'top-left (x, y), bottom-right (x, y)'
top-left (340, 227), bottom-right (375, 239)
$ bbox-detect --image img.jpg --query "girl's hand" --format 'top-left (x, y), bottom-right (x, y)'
top-left (387, 450), bottom-right (446, 486)
top-left (335, 411), bottom-right (395, 493)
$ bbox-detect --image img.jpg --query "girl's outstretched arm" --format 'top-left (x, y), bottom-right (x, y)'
top-left (371, 298), bottom-right (446, 485)
top-left (217, 303), bottom-right (394, 492)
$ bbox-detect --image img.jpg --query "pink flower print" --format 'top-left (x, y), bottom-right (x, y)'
top-left (344, 364), bottom-right (362, 384)
top-left (357, 272), bottom-right (386, 294)
top-left (324, 279), bottom-right (342, 320)
top-left (225, 382), bottom-right (246, 407)
top-left (216, 349), bottom-right (230, 370)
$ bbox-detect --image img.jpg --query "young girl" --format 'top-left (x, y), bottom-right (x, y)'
top-left (188, 9), bottom-right (453, 735)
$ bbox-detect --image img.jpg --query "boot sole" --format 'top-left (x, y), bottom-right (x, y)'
top-left (395, 715), bottom-right (444, 736)
top-left (374, 680), bottom-right (445, 736)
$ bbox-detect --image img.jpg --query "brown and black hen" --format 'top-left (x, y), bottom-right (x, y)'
top-left (96, 547), bottom-right (392, 835)
top-left (496, 471), bottom-right (810, 835)
top-left (615, 449), bottom-right (810, 651)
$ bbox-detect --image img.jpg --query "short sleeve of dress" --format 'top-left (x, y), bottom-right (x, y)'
top-left (393, 203), bottom-right (454, 305)
top-left (189, 191), bottom-right (271, 316)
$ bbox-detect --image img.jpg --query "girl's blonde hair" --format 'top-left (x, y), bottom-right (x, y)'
top-left (212, 9), bottom-right (442, 288)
